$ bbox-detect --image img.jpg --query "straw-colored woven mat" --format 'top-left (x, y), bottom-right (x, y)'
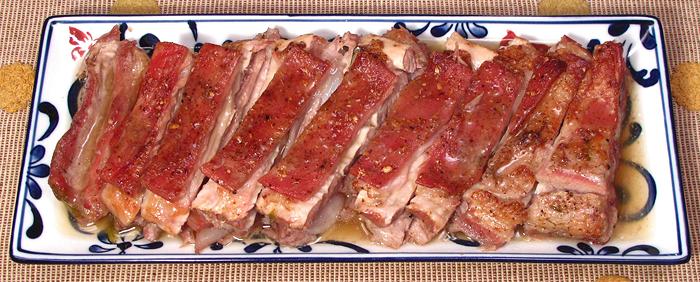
top-left (2, 0), bottom-right (699, 281)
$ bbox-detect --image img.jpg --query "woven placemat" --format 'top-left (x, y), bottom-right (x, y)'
top-left (1, 1), bottom-right (698, 281)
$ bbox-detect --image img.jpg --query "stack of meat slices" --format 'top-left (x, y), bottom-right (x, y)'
top-left (525, 41), bottom-right (625, 244)
top-left (48, 25), bottom-right (627, 251)
top-left (50, 26), bottom-right (150, 226)
top-left (447, 36), bottom-right (591, 249)
top-left (188, 32), bottom-right (358, 249)
top-left (345, 33), bottom-right (482, 248)
top-left (255, 28), bottom-right (427, 247)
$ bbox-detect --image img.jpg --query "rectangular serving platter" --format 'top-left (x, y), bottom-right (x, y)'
top-left (10, 14), bottom-right (689, 264)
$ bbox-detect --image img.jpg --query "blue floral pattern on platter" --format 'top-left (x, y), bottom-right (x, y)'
top-left (588, 20), bottom-right (660, 88)
top-left (89, 231), bottom-right (163, 255)
top-left (394, 21), bottom-right (488, 38)
top-left (227, 240), bottom-right (371, 254)
top-left (10, 15), bottom-right (687, 264)
top-left (24, 144), bottom-right (49, 239)
top-left (26, 145), bottom-right (49, 200)
top-left (557, 242), bottom-right (659, 256)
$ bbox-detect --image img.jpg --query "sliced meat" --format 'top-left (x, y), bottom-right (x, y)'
top-left (262, 193), bottom-right (345, 246)
top-left (526, 41), bottom-right (626, 244)
top-left (525, 190), bottom-right (617, 243)
top-left (49, 26), bottom-right (149, 225)
top-left (415, 59), bottom-right (525, 195)
top-left (190, 34), bottom-right (358, 241)
top-left (535, 41), bottom-right (626, 196)
top-left (364, 210), bottom-right (413, 249)
top-left (141, 44), bottom-right (243, 202)
top-left (404, 186), bottom-right (461, 244)
top-left (348, 47), bottom-right (474, 234)
top-left (99, 42), bottom-right (194, 227)
top-left (90, 41), bottom-right (149, 225)
top-left (410, 36), bottom-right (550, 245)
top-left (220, 30), bottom-right (280, 144)
top-left (410, 58), bottom-right (524, 245)
top-left (109, 31), bottom-right (278, 231)
top-left (138, 43), bottom-right (246, 235)
top-left (450, 190), bottom-right (526, 249)
top-left (255, 31), bottom-right (423, 246)
top-left (258, 48), bottom-right (399, 201)
top-left (446, 39), bottom-right (587, 248)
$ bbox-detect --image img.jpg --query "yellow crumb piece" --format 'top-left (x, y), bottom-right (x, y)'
top-left (596, 275), bottom-right (632, 282)
top-left (0, 63), bottom-right (34, 113)
top-left (671, 62), bottom-right (700, 111)
top-left (538, 0), bottom-right (591, 15)
top-left (111, 0), bottom-right (161, 14)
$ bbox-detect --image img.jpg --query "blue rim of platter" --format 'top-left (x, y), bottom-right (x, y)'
top-left (10, 14), bottom-right (690, 264)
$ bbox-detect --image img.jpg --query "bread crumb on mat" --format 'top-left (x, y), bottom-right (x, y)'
top-left (111, 0), bottom-right (161, 14)
top-left (0, 63), bottom-right (34, 113)
top-left (671, 62), bottom-right (700, 111)
top-left (596, 275), bottom-right (632, 282)
top-left (538, 0), bottom-right (591, 15)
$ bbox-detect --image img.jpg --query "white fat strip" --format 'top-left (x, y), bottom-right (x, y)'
top-left (359, 35), bottom-right (413, 71)
top-left (65, 40), bottom-right (119, 191)
top-left (445, 32), bottom-right (496, 69)
top-left (140, 190), bottom-right (190, 235)
top-left (275, 34), bottom-right (319, 52)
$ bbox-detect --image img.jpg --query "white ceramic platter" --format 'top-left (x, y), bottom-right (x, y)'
top-left (10, 14), bottom-right (689, 264)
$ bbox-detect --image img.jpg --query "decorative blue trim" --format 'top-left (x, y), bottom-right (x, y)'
top-left (622, 122), bottom-right (642, 146)
top-left (67, 78), bottom-right (83, 118)
top-left (238, 240), bottom-right (369, 254)
top-left (652, 22), bottom-right (689, 258)
top-left (209, 242), bottom-right (224, 251)
top-left (318, 240), bottom-right (370, 254)
top-left (447, 234), bottom-right (481, 248)
top-left (25, 200), bottom-right (43, 239)
top-left (627, 54), bottom-right (660, 88)
top-left (393, 22), bottom-right (430, 36)
top-left (558, 243), bottom-right (619, 255)
top-left (37, 102), bottom-right (58, 141)
top-left (557, 242), bottom-right (659, 256)
top-left (26, 145), bottom-right (48, 200)
top-left (118, 22), bottom-right (128, 41)
top-left (67, 212), bottom-right (92, 235)
top-left (89, 231), bottom-right (163, 255)
top-left (608, 21), bottom-right (656, 50)
top-left (394, 21), bottom-right (488, 38)
top-left (44, 15), bottom-right (660, 25)
top-left (138, 33), bottom-right (160, 57)
top-left (187, 20), bottom-right (202, 52)
top-left (618, 160), bottom-right (657, 221)
top-left (187, 20), bottom-right (198, 41)
top-left (622, 244), bottom-right (660, 256)
top-left (614, 92), bottom-right (656, 222)
top-left (430, 23), bottom-right (453, 37)
top-left (586, 39), bottom-right (601, 53)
